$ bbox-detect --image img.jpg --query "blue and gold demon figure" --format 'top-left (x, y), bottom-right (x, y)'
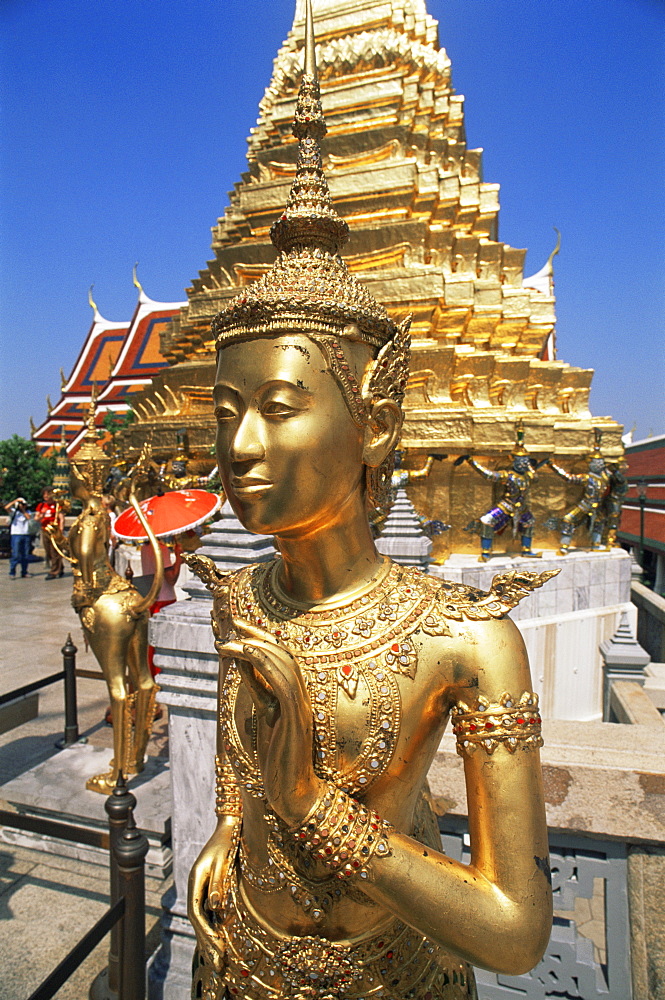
top-left (459, 425), bottom-right (542, 562)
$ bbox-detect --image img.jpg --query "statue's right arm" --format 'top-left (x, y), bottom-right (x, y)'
top-left (548, 460), bottom-right (581, 483)
top-left (187, 653), bottom-right (241, 961)
top-left (44, 522), bottom-right (73, 563)
top-left (468, 457), bottom-right (500, 482)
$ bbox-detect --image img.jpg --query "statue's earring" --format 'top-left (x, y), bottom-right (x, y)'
top-left (365, 452), bottom-right (395, 523)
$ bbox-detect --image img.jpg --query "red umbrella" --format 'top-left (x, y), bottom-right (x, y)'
top-left (114, 489), bottom-right (222, 541)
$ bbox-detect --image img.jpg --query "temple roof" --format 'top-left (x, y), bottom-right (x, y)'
top-left (160, 0), bottom-right (560, 368)
top-left (32, 288), bottom-right (184, 453)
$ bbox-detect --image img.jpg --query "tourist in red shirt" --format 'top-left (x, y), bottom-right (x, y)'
top-left (35, 487), bottom-right (65, 579)
top-left (140, 538), bottom-right (183, 676)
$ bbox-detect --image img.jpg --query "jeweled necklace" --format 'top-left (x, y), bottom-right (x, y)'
top-left (222, 559), bottom-right (451, 800)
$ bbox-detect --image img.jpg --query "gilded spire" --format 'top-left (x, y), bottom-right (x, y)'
top-left (133, 262), bottom-right (143, 295)
top-left (270, 0), bottom-right (348, 256)
top-left (213, 0), bottom-right (397, 350)
top-left (71, 383), bottom-right (110, 487)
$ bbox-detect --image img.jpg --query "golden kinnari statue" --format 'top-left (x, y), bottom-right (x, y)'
top-left (187, 5), bottom-right (553, 997)
top-left (48, 409), bottom-right (164, 795)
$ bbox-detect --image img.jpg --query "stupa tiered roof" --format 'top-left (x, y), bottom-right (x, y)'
top-left (104, 0), bottom-right (623, 554)
top-left (32, 283), bottom-right (184, 454)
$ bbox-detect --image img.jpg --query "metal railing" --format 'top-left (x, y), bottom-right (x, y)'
top-left (0, 633), bottom-right (86, 748)
top-left (5, 773), bottom-right (150, 1000)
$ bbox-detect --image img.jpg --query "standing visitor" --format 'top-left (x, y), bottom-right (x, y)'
top-left (5, 497), bottom-right (32, 578)
top-left (101, 494), bottom-right (119, 566)
top-left (140, 537), bottom-right (182, 676)
top-left (35, 487), bottom-right (65, 578)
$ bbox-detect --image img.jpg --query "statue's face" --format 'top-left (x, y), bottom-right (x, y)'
top-left (513, 456), bottom-right (530, 473)
top-left (171, 460), bottom-right (187, 477)
top-left (215, 335), bottom-right (371, 536)
top-left (590, 457), bottom-right (605, 474)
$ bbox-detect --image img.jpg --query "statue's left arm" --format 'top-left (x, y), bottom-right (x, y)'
top-left (358, 616), bottom-right (552, 974)
top-left (548, 460), bottom-right (582, 484)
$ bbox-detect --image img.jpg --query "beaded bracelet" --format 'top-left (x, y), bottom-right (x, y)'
top-left (266, 781), bottom-right (392, 883)
top-left (451, 690), bottom-right (543, 757)
top-left (215, 754), bottom-right (243, 817)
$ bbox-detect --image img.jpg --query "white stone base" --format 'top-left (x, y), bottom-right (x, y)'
top-left (431, 548), bottom-right (633, 721)
top-left (0, 744), bottom-right (172, 877)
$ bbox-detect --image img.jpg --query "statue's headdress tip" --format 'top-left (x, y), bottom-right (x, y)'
top-left (212, 0), bottom-right (398, 354)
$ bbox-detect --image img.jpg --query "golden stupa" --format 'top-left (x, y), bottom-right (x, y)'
top-left (117, 0), bottom-right (622, 558)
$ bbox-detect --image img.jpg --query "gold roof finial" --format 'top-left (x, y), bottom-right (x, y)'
top-left (46, 394), bottom-right (53, 414)
top-left (547, 227), bottom-right (561, 271)
top-left (60, 367), bottom-right (67, 390)
top-left (133, 263), bottom-right (143, 295)
top-left (88, 285), bottom-right (98, 314)
top-left (30, 416), bottom-right (37, 435)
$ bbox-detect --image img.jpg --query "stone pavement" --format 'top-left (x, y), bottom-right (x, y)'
top-left (0, 549), bottom-right (173, 999)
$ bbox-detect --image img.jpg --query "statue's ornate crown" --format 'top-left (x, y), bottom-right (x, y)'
top-left (70, 389), bottom-right (112, 493)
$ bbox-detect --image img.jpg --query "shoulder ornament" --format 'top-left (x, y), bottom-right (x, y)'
top-left (183, 552), bottom-right (229, 595)
top-left (434, 569), bottom-right (559, 622)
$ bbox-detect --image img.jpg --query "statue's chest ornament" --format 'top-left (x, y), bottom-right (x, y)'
top-left (215, 559), bottom-right (558, 799)
top-left (222, 561), bottom-right (452, 798)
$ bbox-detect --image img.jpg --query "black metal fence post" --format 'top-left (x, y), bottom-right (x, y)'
top-left (115, 804), bottom-right (149, 1000)
top-left (106, 774), bottom-right (137, 995)
top-left (55, 633), bottom-right (85, 748)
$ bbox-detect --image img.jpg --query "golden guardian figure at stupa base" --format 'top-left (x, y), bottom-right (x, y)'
top-left (186, 4), bottom-right (554, 997)
top-left (47, 407), bottom-right (164, 796)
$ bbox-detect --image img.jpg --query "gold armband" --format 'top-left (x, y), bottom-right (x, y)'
top-left (266, 781), bottom-right (392, 883)
top-left (451, 691), bottom-right (543, 757)
top-left (215, 754), bottom-right (242, 817)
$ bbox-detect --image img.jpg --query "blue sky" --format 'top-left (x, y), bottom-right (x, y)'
top-left (1, 0), bottom-right (663, 442)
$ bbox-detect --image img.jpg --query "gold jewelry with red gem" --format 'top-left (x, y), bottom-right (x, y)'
top-left (215, 754), bottom-right (243, 817)
top-left (451, 691), bottom-right (543, 757)
top-left (266, 781), bottom-right (393, 884)
top-left (239, 836), bottom-right (367, 924)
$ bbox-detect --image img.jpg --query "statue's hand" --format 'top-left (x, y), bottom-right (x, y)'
top-left (219, 622), bottom-right (323, 829)
top-left (187, 818), bottom-right (237, 966)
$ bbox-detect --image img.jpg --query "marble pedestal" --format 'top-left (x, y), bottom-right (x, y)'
top-left (0, 744), bottom-right (172, 876)
top-left (146, 599), bottom-right (218, 999)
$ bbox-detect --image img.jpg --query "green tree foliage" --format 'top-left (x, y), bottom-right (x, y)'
top-left (0, 436), bottom-right (56, 506)
top-left (98, 408), bottom-right (136, 456)
top-left (99, 409), bottom-right (135, 436)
